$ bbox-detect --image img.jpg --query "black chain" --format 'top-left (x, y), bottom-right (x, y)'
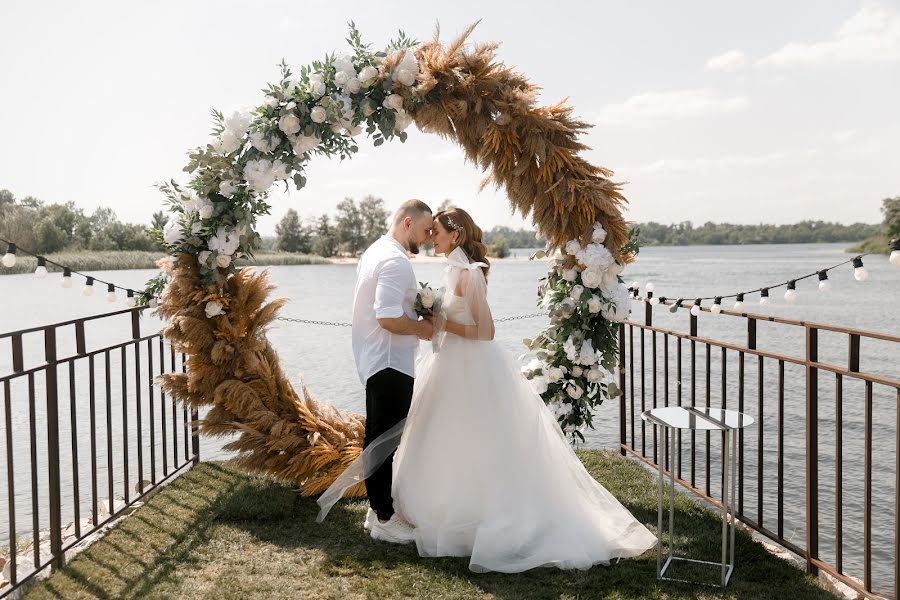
top-left (276, 311), bottom-right (546, 327)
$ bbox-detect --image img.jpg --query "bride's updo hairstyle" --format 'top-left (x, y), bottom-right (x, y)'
top-left (435, 207), bottom-right (491, 279)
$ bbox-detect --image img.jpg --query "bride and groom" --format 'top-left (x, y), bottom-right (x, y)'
top-left (319, 199), bottom-right (655, 573)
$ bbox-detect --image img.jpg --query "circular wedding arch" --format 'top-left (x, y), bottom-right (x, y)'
top-left (151, 23), bottom-right (633, 498)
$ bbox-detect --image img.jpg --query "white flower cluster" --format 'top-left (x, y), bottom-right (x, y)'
top-left (520, 221), bottom-right (633, 440)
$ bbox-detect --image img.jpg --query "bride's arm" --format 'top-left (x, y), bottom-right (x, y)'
top-left (440, 270), bottom-right (495, 341)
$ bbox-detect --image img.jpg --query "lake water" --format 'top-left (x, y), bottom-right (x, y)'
top-left (1, 243), bottom-right (898, 591)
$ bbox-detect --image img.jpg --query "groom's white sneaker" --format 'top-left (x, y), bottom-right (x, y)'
top-left (370, 514), bottom-right (415, 544)
top-left (363, 508), bottom-right (376, 531)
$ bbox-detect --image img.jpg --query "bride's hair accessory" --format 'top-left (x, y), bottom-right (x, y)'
top-left (445, 215), bottom-right (463, 232)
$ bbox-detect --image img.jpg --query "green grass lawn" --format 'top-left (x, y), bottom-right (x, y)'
top-left (23, 451), bottom-right (836, 600)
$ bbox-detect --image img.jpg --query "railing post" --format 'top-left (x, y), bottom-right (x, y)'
top-left (44, 327), bottom-right (64, 568)
top-left (619, 322), bottom-right (627, 456)
top-left (805, 325), bottom-right (819, 575)
top-left (191, 407), bottom-right (200, 465)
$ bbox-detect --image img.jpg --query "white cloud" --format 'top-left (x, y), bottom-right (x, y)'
top-left (706, 49), bottom-right (748, 71)
top-left (619, 151), bottom-right (789, 175)
top-left (760, 2), bottom-right (900, 66)
top-left (594, 89), bottom-right (750, 127)
top-left (832, 128), bottom-right (858, 143)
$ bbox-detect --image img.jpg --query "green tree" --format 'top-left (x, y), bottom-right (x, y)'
top-left (275, 209), bottom-right (311, 253)
top-left (358, 195), bottom-right (389, 247)
top-left (0, 189), bottom-right (14, 207)
top-left (849, 196), bottom-right (900, 253)
top-left (151, 210), bottom-right (169, 230)
top-left (487, 233), bottom-right (510, 258)
top-left (311, 214), bottom-right (337, 257)
top-left (435, 198), bottom-right (454, 213)
top-left (335, 197), bottom-right (365, 255)
top-left (33, 218), bottom-right (68, 253)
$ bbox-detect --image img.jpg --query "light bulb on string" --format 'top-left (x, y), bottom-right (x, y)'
top-left (852, 256), bottom-right (868, 281)
top-left (629, 281), bottom-right (639, 292)
top-left (34, 257), bottom-right (48, 279)
top-left (890, 239), bottom-right (900, 267)
top-left (784, 280), bottom-right (797, 304)
top-left (817, 270), bottom-right (831, 293)
top-left (83, 276), bottom-right (94, 296)
top-left (106, 283), bottom-right (116, 303)
top-left (2, 243), bottom-right (16, 268)
top-left (759, 288), bottom-right (770, 306)
top-left (149, 298), bottom-right (158, 308)
top-left (61, 267), bottom-right (72, 288)
top-left (711, 297), bottom-right (722, 314)
top-left (649, 294), bottom-right (660, 306)
top-left (690, 299), bottom-right (702, 317)
top-left (733, 293), bottom-right (744, 312)
top-left (669, 298), bottom-right (683, 314)
top-left (645, 282), bottom-right (655, 293)
top-left (126, 290), bottom-right (136, 308)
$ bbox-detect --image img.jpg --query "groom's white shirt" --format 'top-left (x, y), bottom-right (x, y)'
top-left (352, 236), bottom-right (418, 385)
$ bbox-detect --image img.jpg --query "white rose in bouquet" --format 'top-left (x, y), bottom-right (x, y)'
top-left (163, 219), bottom-right (183, 245)
top-left (334, 70), bottom-right (350, 86)
top-left (571, 365), bottom-right (584, 377)
top-left (419, 287), bottom-right (435, 309)
top-left (205, 300), bottom-right (224, 318)
top-left (346, 77), bottom-right (361, 93)
top-left (198, 250), bottom-right (212, 266)
top-left (310, 106), bottom-right (327, 123)
top-left (586, 367), bottom-right (603, 383)
top-left (278, 113), bottom-right (301, 135)
top-left (592, 223), bottom-right (607, 244)
top-left (566, 384), bottom-right (584, 400)
top-left (587, 295), bottom-right (602, 314)
top-left (565, 240), bottom-right (582, 255)
top-left (383, 94), bottom-right (404, 111)
top-left (215, 253), bottom-right (231, 268)
top-left (292, 134), bottom-right (320, 154)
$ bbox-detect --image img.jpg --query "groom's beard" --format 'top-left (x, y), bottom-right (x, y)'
top-left (408, 239), bottom-right (420, 254)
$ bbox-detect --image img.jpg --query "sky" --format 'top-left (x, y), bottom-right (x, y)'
top-left (1, 0), bottom-right (898, 235)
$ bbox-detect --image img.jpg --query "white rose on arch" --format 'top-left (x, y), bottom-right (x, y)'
top-left (219, 180), bottom-right (237, 197)
top-left (395, 110), bottom-right (413, 132)
top-left (310, 106), bottom-right (327, 123)
top-left (566, 383), bottom-right (584, 400)
top-left (358, 65), bottom-right (378, 85)
top-left (586, 367), bottom-right (603, 384)
top-left (529, 375), bottom-right (549, 395)
top-left (383, 94), bottom-right (404, 111)
top-left (215, 253), bottom-right (232, 268)
top-left (587, 294), bottom-right (602, 314)
top-left (278, 113), bottom-right (302, 136)
top-left (562, 268), bottom-right (578, 282)
top-left (578, 339), bottom-right (597, 366)
top-left (292, 134), bottom-right (320, 154)
top-left (205, 300), bottom-right (224, 318)
top-left (580, 267), bottom-right (603, 289)
top-left (163, 219), bottom-right (183, 246)
top-left (565, 240), bottom-right (582, 256)
top-left (592, 223), bottom-right (607, 244)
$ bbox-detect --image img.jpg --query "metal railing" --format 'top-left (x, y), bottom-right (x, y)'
top-left (0, 308), bottom-right (198, 597)
top-left (619, 298), bottom-right (900, 598)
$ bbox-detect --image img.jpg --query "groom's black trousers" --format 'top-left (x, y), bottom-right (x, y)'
top-left (364, 368), bottom-right (414, 521)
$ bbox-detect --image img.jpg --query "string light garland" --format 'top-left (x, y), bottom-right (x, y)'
top-left (629, 245), bottom-right (897, 316)
top-left (0, 237), bottom-right (158, 308)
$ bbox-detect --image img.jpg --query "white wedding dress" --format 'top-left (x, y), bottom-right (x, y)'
top-left (389, 249), bottom-right (656, 573)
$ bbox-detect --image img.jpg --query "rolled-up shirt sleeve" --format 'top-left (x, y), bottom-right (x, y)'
top-left (374, 258), bottom-right (409, 319)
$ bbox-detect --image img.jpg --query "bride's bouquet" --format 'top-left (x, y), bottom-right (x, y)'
top-left (414, 281), bottom-right (443, 318)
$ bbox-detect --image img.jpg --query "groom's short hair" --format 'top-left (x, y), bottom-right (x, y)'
top-left (393, 199), bottom-right (432, 224)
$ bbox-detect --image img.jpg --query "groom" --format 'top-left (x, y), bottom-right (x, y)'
top-left (351, 199), bottom-right (434, 543)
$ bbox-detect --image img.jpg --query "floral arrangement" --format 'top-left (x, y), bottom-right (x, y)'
top-left (414, 282), bottom-right (442, 318)
top-left (521, 223), bottom-right (639, 442)
top-left (142, 24), bottom-right (422, 311)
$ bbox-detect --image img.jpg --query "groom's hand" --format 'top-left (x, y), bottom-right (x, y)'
top-left (416, 318), bottom-right (434, 341)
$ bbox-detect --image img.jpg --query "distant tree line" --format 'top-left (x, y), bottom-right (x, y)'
top-left (273, 195), bottom-right (391, 257)
top-left (849, 197), bottom-right (900, 254)
top-left (0, 189), bottom-right (159, 252)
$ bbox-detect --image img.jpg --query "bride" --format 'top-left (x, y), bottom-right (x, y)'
top-left (321, 207), bottom-right (655, 573)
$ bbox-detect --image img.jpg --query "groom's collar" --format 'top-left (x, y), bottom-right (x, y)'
top-left (383, 235), bottom-right (409, 254)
